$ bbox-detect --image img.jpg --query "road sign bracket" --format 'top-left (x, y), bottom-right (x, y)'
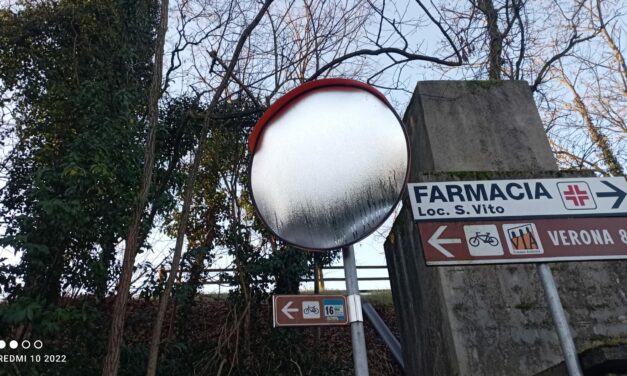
top-left (347, 294), bottom-right (363, 323)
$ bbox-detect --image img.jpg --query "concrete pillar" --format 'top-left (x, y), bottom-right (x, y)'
top-left (384, 81), bottom-right (627, 375)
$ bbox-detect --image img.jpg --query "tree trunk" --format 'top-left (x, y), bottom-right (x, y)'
top-left (314, 252), bottom-right (324, 293)
top-left (562, 77), bottom-right (624, 176)
top-left (477, 0), bottom-right (503, 80)
top-left (185, 207), bottom-right (216, 304)
top-left (145, 2), bottom-right (274, 374)
top-left (596, 0), bottom-right (627, 94)
top-left (101, 0), bottom-right (170, 374)
top-left (96, 239), bottom-right (117, 301)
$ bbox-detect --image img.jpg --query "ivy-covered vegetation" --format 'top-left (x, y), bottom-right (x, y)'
top-left (2, 0), bottom-right (624, 374)
top-left (0, 1), bottom-right (338, 374)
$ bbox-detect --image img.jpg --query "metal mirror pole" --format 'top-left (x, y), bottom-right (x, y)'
top-left (343, 245), bottom-right (369, 376)
top-left (537, 263), bottom-right (583, 376)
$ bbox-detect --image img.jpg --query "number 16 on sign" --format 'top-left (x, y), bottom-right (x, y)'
top-left (323, 298), bottom-right (345, 321)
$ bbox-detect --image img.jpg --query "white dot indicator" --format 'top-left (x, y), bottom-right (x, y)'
top-left (34, 340), bottom-right (43, 349)
top-left (0, 340), bottom-right (5, 349)
top-left (9, 340), bottom-right (18, 349)
top-left (21, 340), bottom-right (31, 349)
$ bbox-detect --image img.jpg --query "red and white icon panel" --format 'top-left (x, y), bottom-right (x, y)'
top-left (557, 182), bottom-right (597, 210)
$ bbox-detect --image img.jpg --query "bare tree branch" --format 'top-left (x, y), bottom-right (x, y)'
top-left (530, 31), bottom-right (596, 92)
top-left (145, 1), bottom-right (275, 374)
top-left (306, 46), bottom-right (462, 81)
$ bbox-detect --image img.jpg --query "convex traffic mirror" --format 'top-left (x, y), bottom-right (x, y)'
top-left (248, 79), bottom-right (410, 250)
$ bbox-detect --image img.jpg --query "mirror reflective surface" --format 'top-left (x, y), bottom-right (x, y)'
top-left (250, 84), bottom-right (409, 250)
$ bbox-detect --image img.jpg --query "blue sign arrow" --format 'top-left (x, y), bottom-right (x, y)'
top-left (596, 181), bottom-right (626, 209)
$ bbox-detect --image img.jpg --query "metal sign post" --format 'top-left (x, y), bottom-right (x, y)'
top-left (537, 263), bottom-right (583, 376)
top-left (343, 245), bottom-right (369, 376)
top-left (248, 79), bottom-right (410, 376)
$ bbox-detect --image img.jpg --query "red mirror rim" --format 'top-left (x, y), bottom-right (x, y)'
top-left (247, 78), bottom-right (392, 153)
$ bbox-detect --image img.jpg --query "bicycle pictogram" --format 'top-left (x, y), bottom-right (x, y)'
top-left (303, 305), bottom-right (319, 315)
top-left (468, 232), bottom-right (499, 247)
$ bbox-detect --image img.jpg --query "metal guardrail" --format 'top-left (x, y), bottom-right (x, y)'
top-left (196, 265), bottom-right (390, 285)
top-left (163, 265), bottom-right (390, 286)
top-left (363, 302), bottom-right (404, 370)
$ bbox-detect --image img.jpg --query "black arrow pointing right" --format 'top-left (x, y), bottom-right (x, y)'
top-left (596, 181), bottom-right (627, 209)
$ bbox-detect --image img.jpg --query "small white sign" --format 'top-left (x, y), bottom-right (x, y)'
top-left (463, 225), bottom-right (503, 256)
top-left (556, 181), bottom-right (597, 210)
top-left (323, 298), bottom-right (346, 321)
top-left (302, 301), bottom-right (320, 319)
top-left (502, 223), bottom-right (544, 255)
top-left (408, 177), bottom-right (627, 222)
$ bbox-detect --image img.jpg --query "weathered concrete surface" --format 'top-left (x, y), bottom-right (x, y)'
top-left (537, 345), bottom-right (627, 375)
top-left (384, 81), bottom-right (627, 375)
top-left (405, 81), bottom-right (557, 172)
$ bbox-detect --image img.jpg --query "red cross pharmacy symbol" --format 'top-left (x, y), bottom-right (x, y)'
top-left (563, 185), bottom-right (589, 206)
top-left (558, 182), bottom-right (596, 210)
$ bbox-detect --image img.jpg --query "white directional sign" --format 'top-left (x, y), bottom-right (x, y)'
top-left (408, 177), bottom-right (627, 222)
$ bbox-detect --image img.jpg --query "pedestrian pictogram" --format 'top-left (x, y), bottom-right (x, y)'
top-left (558, 182), bottom-right (597, 210)
top-left (502, 223), bottom-right (543, 255)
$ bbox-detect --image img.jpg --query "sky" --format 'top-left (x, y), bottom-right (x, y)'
top-left (131, 0), bottom-right (446, 295)
top-left (0, 0), bottom-right (452, 298)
